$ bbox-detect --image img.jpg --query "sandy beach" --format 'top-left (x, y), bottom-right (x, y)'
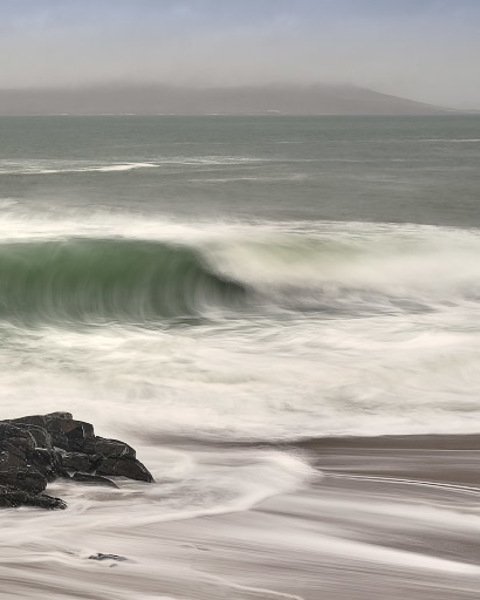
top-left (3, 434), bottom-right (480, 600)
top-left (145, 435), bottom-right (480, 600)
top-left (157, 435), bottom-right (480, 600)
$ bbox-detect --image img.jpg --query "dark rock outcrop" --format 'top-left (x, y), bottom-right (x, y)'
top-left (72, 473), bottom-right (119, 488)
top-left (0, 468), bottom-right (47, 494)
top-left (58, 450), bottom-right (100, 473)
top-left (83, 436), bottom-right (136, 459)
top-left (0, 412), bottom-right (154, 510)
top-left (96, 456), bottom-right (154, 482)
top-left (0, 487), bottom-right (67, 510)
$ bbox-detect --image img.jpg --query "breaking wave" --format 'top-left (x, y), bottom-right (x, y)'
top-left (1, 219), bottom-right (480, 325)
top-left (0, 238), bottom-right (247, 324)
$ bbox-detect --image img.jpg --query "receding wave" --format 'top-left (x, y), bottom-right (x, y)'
top-left (0, 238), bottom-right (247, 324)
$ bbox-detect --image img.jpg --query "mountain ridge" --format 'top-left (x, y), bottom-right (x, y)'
top-left (0, 83), bottom-right (460, 116)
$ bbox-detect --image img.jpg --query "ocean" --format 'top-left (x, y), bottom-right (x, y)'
top-left (1, 115), bottom-right (480, 599)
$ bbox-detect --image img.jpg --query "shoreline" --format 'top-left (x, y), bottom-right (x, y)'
top-left (2, 431), bottom-right (480, 598)
top-left (292, 434), bottom-right (480, 488)
top-left (140, 433), bottom-right (480, 600)
top-left (294, 433), bottom-right (480, 450)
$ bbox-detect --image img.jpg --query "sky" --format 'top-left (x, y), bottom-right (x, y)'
top-left (0, 0), bottom-right (479, 109)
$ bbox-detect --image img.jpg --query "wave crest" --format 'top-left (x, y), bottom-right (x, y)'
top-left (2, 222), bottom-right (480, 324)
top-left (0, 238), bottom-right (246, 324)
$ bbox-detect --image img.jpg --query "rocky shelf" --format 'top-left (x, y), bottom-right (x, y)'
top-left (0, 412), bottom-right (154, 509)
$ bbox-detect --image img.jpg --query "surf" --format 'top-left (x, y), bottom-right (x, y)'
top-left (1, 216), bottom-right (480, 325)
top-left (0, 238), bottom-right (247, 324)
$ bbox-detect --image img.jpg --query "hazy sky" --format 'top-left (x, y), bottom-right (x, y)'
top-left (1, 0), bottom-right (479, 109)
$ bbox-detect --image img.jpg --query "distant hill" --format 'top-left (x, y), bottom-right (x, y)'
top-left (0, 83), bottom-right (455, 116)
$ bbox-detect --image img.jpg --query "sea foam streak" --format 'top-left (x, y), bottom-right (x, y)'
top-left (0, 156), bottom-right (267, 175)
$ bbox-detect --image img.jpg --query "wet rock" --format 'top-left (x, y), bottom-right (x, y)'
top-left (8, 414), bottom-right (50, 428)
top-left (45, 411), bottom-right (74, 423)
top-left (58, 450), bottom-right (101, 473)
top-left (88, 553), bottom-right (127, 562)
top-left (0, 450), bottom-right (26, 471)
top-left (72, 473), bottom-right (119, 488)
top-left (0, 468), bottom-right (47, 494)
top-left (83, 436), bottom-right (136, 459)
top-left (8, 413), bottom-right (93, 452)
top-left (26, 448), bottom-right (64, 481)
top-left (44, 416), bottom-right (95, 452)
top-left (7, 423), bottom-right (53, 449)
top-left (96, 456), bottom-right (154, 482)
top-left (11, 411), bottom-right (74, 428)
top-left (0, 412), bottom-right (154, 510)
top-left (0, 424), bottom-right (36, 458)
top-left (31, 494), bottom-right (68, 510)
top-left (0, 486), bottom-right (67, 510)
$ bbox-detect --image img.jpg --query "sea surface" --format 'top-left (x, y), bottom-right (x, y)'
top-left (1, 115), bottom-right (480, 599)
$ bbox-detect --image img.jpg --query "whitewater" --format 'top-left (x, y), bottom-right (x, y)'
top-left (1, 210), bottom-right (480, 439)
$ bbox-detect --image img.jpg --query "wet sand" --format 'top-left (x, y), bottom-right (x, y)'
top-left (152, 434), bottom-right (480, 599)
top-left (295, 433), bottom-right (480, 485)
top-left (2, 434), bottom-right (480, 599)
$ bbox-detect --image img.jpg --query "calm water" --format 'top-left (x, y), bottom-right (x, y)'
top-left (1, 116), bottom-right (480, 599)
top-left (1, 115), bottom-right (480, 225)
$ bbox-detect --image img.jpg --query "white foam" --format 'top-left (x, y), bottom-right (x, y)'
top-left (420, 138), bottom-right (480, 143)
top-left (37, 162), bottom-right (158, 174)
top-left (0, 155), bottom-right (267, 176)
top-left (0, 215), bottom-right (480, 441)
top-left (0, 197), bottom-right (18, 208)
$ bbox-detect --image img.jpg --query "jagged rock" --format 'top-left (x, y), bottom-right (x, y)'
top-left (0, 424), bottom-right (36, 458)
top-left (31, 494), bottom-right (67, 509)
top-left (0, 468), bottom-right (47, 494)
top-left (0, 486), bottom-right (67, 510)
top-left (8, 413), bottom-right (93, 452)
top-left (0, 413), bottom-right (154, 510)
top-left (58, 450), bottom-right (101, 473)
top-left (0, 450), bottom-right (26, 471)
top-left (43, 416), bottom-right (95, 452)
top-left (7, 422), bottom-right (53, 449)
top-left (96, 456), bottom-right (154, 482)
top-left (10, 411), bottom-right (73, 428)
top-left (83, 436), bottom-right (136, 459)
top-left (72, 473), bottom-right (119, 488)
top-left (8, 415), bottom-right (50, 428)
top-left (45, 411), bottom-right (74, 422)
top-left (27, 447), bottom-right (65, 481)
